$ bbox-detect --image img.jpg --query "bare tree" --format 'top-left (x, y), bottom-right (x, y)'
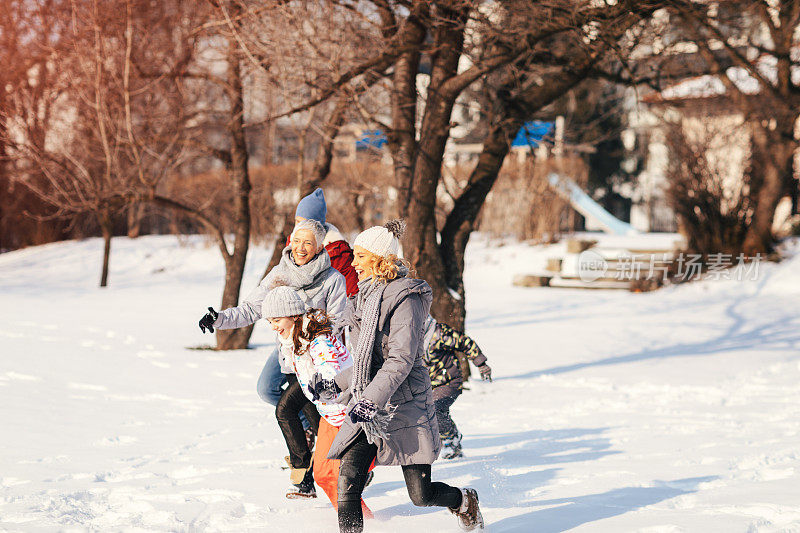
top-left (0, 0), bottom-right (74, 250)
top-left (241, 1), bottom-right (668, 332)
top-left (664, 117), bottom-right (755, 254)
top-left (667, 0), bottom-right (800, 253)
top-left (4, 0), bottom-right (137, 286)
top-left (389, 1), bottom-right (666, 327)
top-left (121, 0), bottom-right (258, 349)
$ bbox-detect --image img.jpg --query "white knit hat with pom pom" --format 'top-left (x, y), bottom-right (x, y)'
top-left (354, 220), bottom-right (405, 257)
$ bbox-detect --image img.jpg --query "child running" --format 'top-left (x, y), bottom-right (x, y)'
top-left (261, 285), bottom-right (373, 517)
top-left (421, 317), bottom-right (492, 459)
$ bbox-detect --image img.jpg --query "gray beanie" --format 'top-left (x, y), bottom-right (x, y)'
top-left (261, 286), bottom-right (306, 319)
top-left (354, 220), bottom-right (406, 257)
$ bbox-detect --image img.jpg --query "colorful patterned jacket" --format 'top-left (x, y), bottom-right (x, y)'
top-left (422, 321), bottom-right (487, 389)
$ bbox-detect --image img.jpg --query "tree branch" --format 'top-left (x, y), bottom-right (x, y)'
top-left (669, 0), bottom-right (787, 103)
top-left (150, 194), bottom-right (230, 258)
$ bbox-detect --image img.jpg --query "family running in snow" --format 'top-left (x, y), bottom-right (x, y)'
top-left (197, 188), bottom-right (492, 532)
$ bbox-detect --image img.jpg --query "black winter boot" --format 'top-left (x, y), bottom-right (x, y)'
top-left (285, 466), bottom-right (316, 499)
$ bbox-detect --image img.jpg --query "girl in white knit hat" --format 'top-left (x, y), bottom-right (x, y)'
top-left (318, 221), bottom-right (484, 532)
top-left (262, 285), bottom-right (374, 517)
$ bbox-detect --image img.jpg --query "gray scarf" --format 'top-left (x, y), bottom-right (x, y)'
top-left (271, 246), bottom-right (331, 296)
top-left (350, 266), bottom-right (409, 443)
top-left (422, 315), bottom-right (437, 351)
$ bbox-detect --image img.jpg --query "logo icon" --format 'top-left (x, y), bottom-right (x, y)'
top-left (577, 250), bottom-right (608, 282)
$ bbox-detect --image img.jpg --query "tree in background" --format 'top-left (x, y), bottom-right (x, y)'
top-left (0, 0), bottom-right (74, 250)
top-left (384, 1), bottom-right (666, 328)
top-left (664, 117), bottom-right (754, 254)
top-left (187, 1), bottom-right (670, 333)
top-left (5, 0), bottom-right (139, 286)
top-left (668, 0), bottom-right (800, 254)
top-left (3, 0), bottom-right (197, 287)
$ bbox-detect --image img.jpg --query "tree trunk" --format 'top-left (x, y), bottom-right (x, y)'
top-left (390, 23), bottom-right (425, 215)
top-left (402, 7), bottom-right (467, 326)
top-left (126, 201), bottom-right (144, 238)
top-left (215, 34), bottom-right (252, 351)
top-left (99, 208), bottom-right (113, 288)
top-left (743, 123), bottom-right (794, 254)
top-left (230, 92), bottom-right (350, 349)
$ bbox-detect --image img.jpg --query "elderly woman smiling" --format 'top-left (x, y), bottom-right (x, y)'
top-left (199, 219), bottom-right (347, 332)
top-left (198, 218), bottom-right (347, 496)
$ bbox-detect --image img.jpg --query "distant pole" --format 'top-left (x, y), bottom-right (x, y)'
top-left (554, 115), bottom-right (565, 160)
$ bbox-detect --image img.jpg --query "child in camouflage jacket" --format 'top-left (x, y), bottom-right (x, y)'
top-left (422, 316), bottom-right (492, 459)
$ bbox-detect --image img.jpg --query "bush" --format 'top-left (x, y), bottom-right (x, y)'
top-left (664, 118), bottom-right (754, 255)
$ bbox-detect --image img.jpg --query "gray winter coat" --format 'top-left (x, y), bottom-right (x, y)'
top-left (213, 246), bottom-right (347, 330)
top-left (327, 277), bottom-right (442, 466)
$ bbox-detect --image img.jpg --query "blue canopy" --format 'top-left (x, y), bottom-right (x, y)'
top-left (354, 123), bottom-right (552, 150)
top-left (356, 129), bottom-right (387, 150)
top-left (511, 121), bottom-right (554, 147)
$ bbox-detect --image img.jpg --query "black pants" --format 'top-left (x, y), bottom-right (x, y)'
top-left (433, 393), bottom-right (460, 442)
top-left (337, 431), bottom-right (463, 533)
top-left (275, 374), bottom-right (320, 469)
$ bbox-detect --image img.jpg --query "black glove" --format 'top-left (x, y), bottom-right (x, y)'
top-left (307, 372), bottom-right (341, 402)
top-left (477, 363), bottom-right (492, 382)
top-left (349, 398), bottom-right (378, 424)
top-left (198, 307), bottom-right (219, 333)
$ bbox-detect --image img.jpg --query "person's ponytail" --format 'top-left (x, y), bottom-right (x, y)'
top-left (292, 309), bottom-right (333, 354)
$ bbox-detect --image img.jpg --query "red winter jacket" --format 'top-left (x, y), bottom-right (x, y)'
top-left (285, 231), bottom-right (359, 297)
top-left (325, 239), bottom-right (359, 296)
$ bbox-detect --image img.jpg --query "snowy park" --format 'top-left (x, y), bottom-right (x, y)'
top-left (2, 235), bottom-right (799, 532)
top-left (6, 1), bottom-right (800, 532)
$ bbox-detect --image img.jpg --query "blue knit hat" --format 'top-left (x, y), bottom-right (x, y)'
top-left (295, 188), bottom-right (327, 224)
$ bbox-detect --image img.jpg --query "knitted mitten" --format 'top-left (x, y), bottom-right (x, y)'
top-left (308, 372), bottom-right (341, 401)
top-left (349, 399), bottom-right (378, 423)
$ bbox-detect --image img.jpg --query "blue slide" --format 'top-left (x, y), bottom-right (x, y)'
top-left (547, 173), bottom-right (638, 236)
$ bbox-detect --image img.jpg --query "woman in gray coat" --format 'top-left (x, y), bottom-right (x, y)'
top-left (315, 221), bottom-right (483, 532)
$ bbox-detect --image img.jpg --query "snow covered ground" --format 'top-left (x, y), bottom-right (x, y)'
top-left (1, 234), bottom-right (799, 532)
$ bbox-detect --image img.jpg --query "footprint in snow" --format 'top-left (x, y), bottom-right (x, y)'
top-left (137, 350), bottom-right (165, 359)
top-left (94, 436), bottom-right (138, 447)
top-left (68, 382), bottom-right (108, 392)
top-left (4, 372), bottom-right (41, 382)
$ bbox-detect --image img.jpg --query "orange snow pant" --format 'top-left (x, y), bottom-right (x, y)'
top-left (314, 417), bottom-right (374, 519)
